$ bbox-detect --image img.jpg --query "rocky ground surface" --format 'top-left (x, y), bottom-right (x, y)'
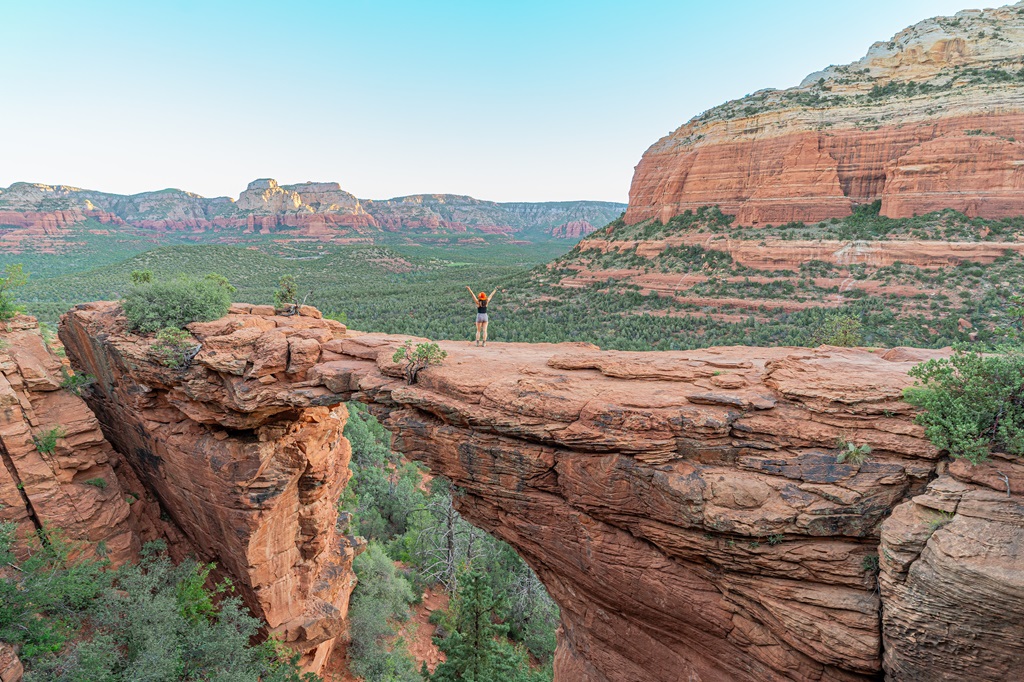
top-left (627, 2), bottom-right (1024, 226)
top-left (54, 301), bottom-right (1024, 681)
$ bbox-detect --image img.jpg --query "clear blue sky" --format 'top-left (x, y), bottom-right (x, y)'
top-left (0, 0), bottom-right (977, 202)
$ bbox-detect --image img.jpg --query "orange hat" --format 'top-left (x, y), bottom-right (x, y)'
top-left (479, 292), bottom-right (487, 299)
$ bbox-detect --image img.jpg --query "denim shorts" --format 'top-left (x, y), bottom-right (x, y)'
top-left (476, 313), bottom-right (489, 323)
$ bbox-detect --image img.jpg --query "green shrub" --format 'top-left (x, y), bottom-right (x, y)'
top-left (0, 263), bottom-right (28, 321)
top-left (122, 273), bottom-right (232, 333)
top-left (392, 340), bottom-right (447, 384)
top-left (275, 274), bottom-right (298, 309)
top-left (348, 543), bottom-right (419, 682)
top-left (0, 523), bottom-right (110, 662)
top-left (811, 313), bottom-right (863, 347)
top-left (835, 438), bottom-right (872, 464)
top-left (32, 427), bottom-right (66, 455)
top-left (150, 327), bottom-right (199, 369)
top-left (928, 510), bottom-right (955, 530)
top-left (129, 269), bottom-right (153, 285)
top-left (60, 368), bottom-right (95, 396)
top-left (904, 346), bottom-right (1024, 463)
top-left (21, 540), bottom-right (319, 681)
top-left (83, 478), bottom-right (108, 490)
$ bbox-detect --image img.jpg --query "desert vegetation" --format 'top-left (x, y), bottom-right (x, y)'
top-left (0, 526), bottom-right (315, 681)
top-left (904, 346), bottom-right (1024, 464)
top-left (122, 273), bottom-right (233, 333)
top-left (340, 403), bottom-right (557, 680)
top-left (0, 264), bottom-right (27, 320)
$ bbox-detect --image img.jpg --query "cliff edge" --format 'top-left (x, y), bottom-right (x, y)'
top-left (57, 302), bottom-right (1024, 681)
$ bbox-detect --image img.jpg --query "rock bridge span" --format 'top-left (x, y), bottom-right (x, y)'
top-left (58, 301), bottom-right (1024, 682)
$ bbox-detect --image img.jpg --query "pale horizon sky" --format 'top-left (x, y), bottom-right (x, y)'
top-left (1, 0), bottom-right (979, 203)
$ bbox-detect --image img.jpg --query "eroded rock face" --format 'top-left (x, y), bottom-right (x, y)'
top-left (59, 303), bottom-right (363, 673)
top-left (0, 642), bottom-right (22, 682)
top-left (59, 303), bottom-right (1022, 681)
top-left (626, 3), bottom-right (1024, 226)
top-left (0, 315), bottom-right (143, 564)
top-left (880, 456), bottom-right (1024, 681)
top-left (365, 343), bottom-right (947, 681)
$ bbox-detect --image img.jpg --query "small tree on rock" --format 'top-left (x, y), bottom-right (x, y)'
top-left (810, 312), bottom-right (862, 347)
top-left (275, 275), bottom-right (298, 311)
top-left (150, 327), bottom-right (201, 369)
top-left (392, 341), bottom-right (447, 385)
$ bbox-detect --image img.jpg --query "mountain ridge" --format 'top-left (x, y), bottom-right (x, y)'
top-left (0, 178), bottom-right (625, 247)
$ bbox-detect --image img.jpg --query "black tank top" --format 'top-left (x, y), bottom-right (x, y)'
top-left (477, 303), bottom-right (487, 313)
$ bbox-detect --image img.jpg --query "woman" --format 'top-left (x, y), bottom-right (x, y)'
top-left (466, 286), bottom-right (498, 346)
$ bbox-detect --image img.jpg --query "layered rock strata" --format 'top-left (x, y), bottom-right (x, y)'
top-left (0, 315), bottom-right (144, 564)
top-left (575, 233), bottom-right (1024, 270)
top-left (60, 302), bottom-right (1024, 681)
top-left (59, 304), bottom-right (364, 673)
top-left (0, 643), bottom-right (22, 682)
top-left (879, 456), bottom-right (1024, 681)
top-left (627, 3), bottom-right (1024, 226)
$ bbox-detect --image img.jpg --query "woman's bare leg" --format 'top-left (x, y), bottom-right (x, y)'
top-left (475, 322), bottom-right (483, 345)
top-left (481, 321), bottom-right (489, 345)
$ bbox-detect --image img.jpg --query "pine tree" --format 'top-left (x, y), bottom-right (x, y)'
top-left (428, 568), bottom-right (534, 682)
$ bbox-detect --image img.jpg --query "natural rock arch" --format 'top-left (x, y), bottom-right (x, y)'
top-left (56, 302), bottom-right (1024, 681)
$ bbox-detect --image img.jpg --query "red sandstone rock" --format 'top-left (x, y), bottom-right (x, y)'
top-left (549, 220), bottom-right (599, 239)
top-left (881, 134), bottom-right (1024, 219)
top-left (59, 303), bottom-right (1022, 681)
top-left (0, 315), bottom-right (141, 564)
top-left (51, 303), bottom-right (987, 679)
top-left (625, 6), bottom-right (1024, 227)
top-left (0, 643), bottom-right (22, 682)
top-left (59, 304), bottom-right (364, 674)
top-left (735, 135), bottom-right (852, 226)
top-left (879, 454), bottom-right (1024, 681)
top-left (579, 231), bottom-right (1024, 271)
top-left (0, 181), bottom-right (625, 248)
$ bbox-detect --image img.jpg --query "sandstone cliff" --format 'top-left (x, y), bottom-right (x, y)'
top-left (58, 302), bottom-right (1024, 681)
top-left (59, 303), bottom-right (365, 674)
top-left (627, 2), bottom-right (1024, 226)
top-left (0, 315), bottom-right (150, 564)
top-left (879, 456), bottom-right (1024, 681)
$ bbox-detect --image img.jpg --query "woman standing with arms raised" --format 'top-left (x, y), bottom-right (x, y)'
top-left (466, 286), bottom-right (498, 346)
